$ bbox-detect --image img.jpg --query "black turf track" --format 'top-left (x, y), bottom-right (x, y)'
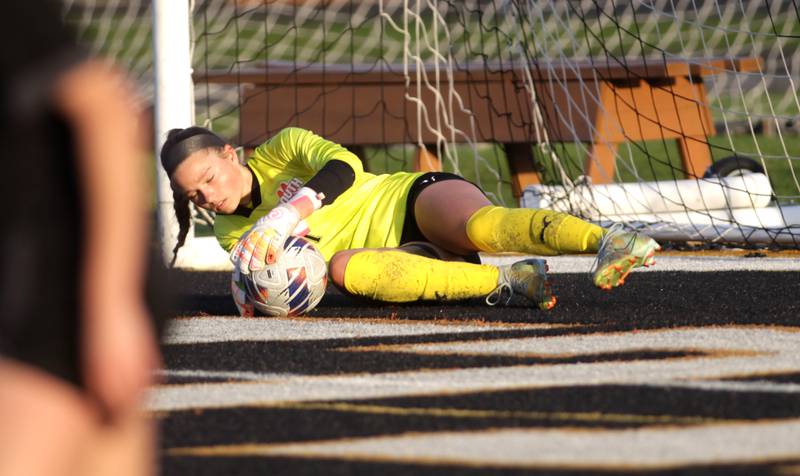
top-left (158, 269), bottom-right (800, 475)
top-left (163, 458), bottom-right (800, 476)
top-left (168, 269), bottom-right (800, 327)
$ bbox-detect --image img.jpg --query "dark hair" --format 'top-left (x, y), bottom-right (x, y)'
top-left (160, 126), bottom-right (226, 177)
top-left (159, 127), bottom-right (227, 267)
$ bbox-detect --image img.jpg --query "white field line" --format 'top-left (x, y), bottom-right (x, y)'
top-left (170, 419), bottom-right (800, 469)
top-left (162, 318), bottom-right (565, 345)
top-left (481, 254), bottom-right (800, 273)
top-left (149, 327), bottom-right (800, 411)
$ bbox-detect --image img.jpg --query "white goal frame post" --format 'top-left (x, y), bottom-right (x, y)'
top-left (153, 0), bottom-right (230, 269)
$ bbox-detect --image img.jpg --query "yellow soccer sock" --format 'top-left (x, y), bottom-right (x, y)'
top-left (343, 250), bottom-right (499, 302)
top-left (466, 205), bottom-right (605, 255)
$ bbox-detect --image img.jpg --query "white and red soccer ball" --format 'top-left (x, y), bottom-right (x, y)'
top-left (232, 236), bottom-right (328, 316)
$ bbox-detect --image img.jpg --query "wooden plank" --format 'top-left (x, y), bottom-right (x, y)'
top-left (602, 75), bottom-right (714, 143)
top-left (235, 66), bottom-right (535, 146)
top-left (585, 82), bottom-right (619, 183)
top-left (504, 143), bottom-right (540, 197)
top-left (677, 136), bottom-right (713, 178)
top-left (196, 57), bottom-right (762, 85)
top-left (198, 56), bottom-right (759, 184)
top-left (413, 144), bottom-right (442, 173)
top-left (584, 75), bottom-right (716, 182)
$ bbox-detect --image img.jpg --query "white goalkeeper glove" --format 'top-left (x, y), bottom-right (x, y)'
top-left (230, 186), bottom-right (324, 274)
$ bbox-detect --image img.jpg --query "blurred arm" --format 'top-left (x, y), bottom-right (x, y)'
top-left (53, 60), bottom-right (159, 419)
top-left (55, 60), bottom-right (148, 306)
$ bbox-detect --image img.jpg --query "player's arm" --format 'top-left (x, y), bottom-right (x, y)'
top-left (230, 186), bottom-right (324, 274)
top-left (231, 129), bottom-right (357, 273)
top-left (53, 59), bottom-right (159, 419)
top-left (252, 127), bottom-right (363, 178)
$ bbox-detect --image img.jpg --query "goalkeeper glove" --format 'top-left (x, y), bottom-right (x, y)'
top-left (230, 186), bottom-right (323, 274)
top-left (230, 267), bottom-right (255, 317)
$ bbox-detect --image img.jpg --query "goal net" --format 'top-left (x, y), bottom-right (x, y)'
top-left (64, 0), bottom-right (800, 267)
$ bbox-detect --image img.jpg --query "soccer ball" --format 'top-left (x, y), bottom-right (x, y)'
top-left (233, 236), bottom-right (328, 316)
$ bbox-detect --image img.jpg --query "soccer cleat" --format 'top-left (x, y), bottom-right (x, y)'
top-left (591, 224), bottom-right (661, 290)
top-left (486, 258), bottom-right (557, 310)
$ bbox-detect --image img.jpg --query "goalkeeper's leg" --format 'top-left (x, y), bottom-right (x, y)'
top-left (412, 179), bottom-right (605, 256)
top-left (328, 248), bottom-right (556, 310)
top-left (464, 206), bottom-right (605, 255)
top-left (411, 178), bottom-right (657, 290)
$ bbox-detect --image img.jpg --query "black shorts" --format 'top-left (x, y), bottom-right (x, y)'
top-left (400, 172), bottom-right (483, 264)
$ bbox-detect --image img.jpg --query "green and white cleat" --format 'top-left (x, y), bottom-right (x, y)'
top-left (591, 224), bottom-right (661, 290)
top-left (487, 258), bottom-right (557, 310)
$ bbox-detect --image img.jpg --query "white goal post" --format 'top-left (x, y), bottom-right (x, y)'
top-left (152, 0), bottom-right (199, 267)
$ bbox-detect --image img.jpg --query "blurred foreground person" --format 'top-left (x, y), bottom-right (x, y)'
top-left (0, 1), bottom-right (164, 475)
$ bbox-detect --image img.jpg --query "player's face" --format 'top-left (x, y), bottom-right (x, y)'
top-left (171, 145), bottom-right (245, 214)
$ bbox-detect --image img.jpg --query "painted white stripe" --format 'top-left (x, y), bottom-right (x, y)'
top-left (163, 369), bottom-right (799, 393)
top-left (657, 380), bottom-right (800, 394)
top-left (148, 327), bottom-right (800, 411)
top-left (162, 318), bottom-right (563, 345)
top-left (156, 369), bottom-right (297, 381)
top-left (481, 254), bottom-right (800, 273)
top-left (357, 327), bottom-right (800, 356)
top-left (187, 419), bottom-right (800, 468)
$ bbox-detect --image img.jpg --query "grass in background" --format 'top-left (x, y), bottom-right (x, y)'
top-left (360, 132), bottom-right (800, 207)
top-left (363, 144), bottom-right (517, 207)
top-left (531, 133), bottom-right (800, 201)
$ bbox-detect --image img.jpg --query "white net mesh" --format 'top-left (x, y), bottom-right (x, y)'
top-left (64, 0), bottom-right (800, 248)
top-left (63, 0), bottom-right (154, 94)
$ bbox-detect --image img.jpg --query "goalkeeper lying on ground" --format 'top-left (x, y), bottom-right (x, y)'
top-left (160, 126), bottom-right (660, 314)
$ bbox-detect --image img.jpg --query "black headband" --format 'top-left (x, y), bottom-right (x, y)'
top-left (161, 132), bottom-right (226, 177)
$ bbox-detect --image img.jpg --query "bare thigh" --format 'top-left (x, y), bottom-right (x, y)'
top-left (0, 359), bottom-right (96, 476)
top-left (0, 359), bottom-right (156, 476)
top-left (413, 179), bottom-right (492, 255)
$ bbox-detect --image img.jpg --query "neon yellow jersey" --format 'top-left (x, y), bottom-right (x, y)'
top-left (214, 127), bottom-right (423, 261)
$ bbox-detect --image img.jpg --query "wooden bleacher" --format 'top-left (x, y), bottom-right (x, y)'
top-left (196, 57), bottom-right (761, 196)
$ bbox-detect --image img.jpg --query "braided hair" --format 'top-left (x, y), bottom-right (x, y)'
top-left (159, 127), bottom-right (226, 266)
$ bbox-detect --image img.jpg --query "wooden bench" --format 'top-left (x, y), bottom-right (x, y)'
top-left (196, 57), bottom-right (760, 195)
